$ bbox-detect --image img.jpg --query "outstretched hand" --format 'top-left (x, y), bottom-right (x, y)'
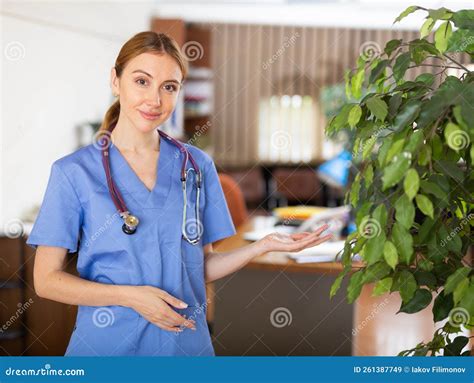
top-left (258, 224), bottom-right (333, 254)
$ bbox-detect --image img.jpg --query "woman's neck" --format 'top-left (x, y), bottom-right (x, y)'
top-left (111, 117), bottom-right (160, 153)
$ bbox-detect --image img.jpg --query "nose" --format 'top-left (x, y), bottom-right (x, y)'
top-left (146, 88), bottom-right (162, 107)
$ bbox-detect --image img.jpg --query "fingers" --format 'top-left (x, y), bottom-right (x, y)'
top-left (312, 224), bottom-right (330, 236)
top-left (290, 232), bottom-right (312, 241)
top-left (284, 228), bottom-right (333, 252)
top-left (158, 290), bottom-right (189, 309)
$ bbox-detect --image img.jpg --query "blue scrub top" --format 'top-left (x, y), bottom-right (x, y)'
top-left (26, 132), bottom-right (236, 356)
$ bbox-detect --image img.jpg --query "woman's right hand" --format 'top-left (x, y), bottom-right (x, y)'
top-left (123, 285), bottom-right (196, 332)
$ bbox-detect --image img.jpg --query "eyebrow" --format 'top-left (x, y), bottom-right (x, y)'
top-left (132, 69), bottom-right (181, 84)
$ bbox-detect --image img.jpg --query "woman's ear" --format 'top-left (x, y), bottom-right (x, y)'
top-left (110, 67), bottom-right (120, 97)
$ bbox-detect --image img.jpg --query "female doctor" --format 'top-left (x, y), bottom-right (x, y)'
top-left (27, 31), bottom-right (333, 356)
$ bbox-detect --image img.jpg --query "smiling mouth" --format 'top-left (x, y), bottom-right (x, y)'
top-left (139, 110), bottom-right (162, 120)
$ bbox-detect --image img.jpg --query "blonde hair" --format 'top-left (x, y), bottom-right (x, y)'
top-left (99, 31), bottom-right (188, 134)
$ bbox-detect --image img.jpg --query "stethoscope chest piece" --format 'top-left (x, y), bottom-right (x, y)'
top-left (122, 213), bottom-right (139, 235)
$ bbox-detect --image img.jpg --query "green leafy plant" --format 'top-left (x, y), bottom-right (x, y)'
top-left (327, 6), bottom-right (474, 356)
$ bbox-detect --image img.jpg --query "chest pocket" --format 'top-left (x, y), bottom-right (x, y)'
top-left (181, 237), bottom-right (205, 268)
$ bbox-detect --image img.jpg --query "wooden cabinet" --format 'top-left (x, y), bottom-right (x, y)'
top-left (0, 237), bottom-right (77, 356)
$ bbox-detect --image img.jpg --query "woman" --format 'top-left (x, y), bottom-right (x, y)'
top-left (27, 31), bottom-right (333, 356)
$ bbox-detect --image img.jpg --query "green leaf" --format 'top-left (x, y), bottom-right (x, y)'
top-left (394, 6), bottom-right (419, 24)
top-left (420, 17), bottom-right (435, 38)
top-left (418, 258), bottom-right (434, 272)
top-left (434, 21), bottom-right (453, 53)
top-left (393, 52), bottom-right (411, 82)
top-left (383, 240), bottom-right (398, 270)
top-left (348, 104), bottom-right (362, 128)
top-left (372, 204), bottom-right (388, 229)
top-left (373, 277), bottom-right (393, 297)
top-left (395, 194), bottom-right (415, 230)
top-left (451, 9), bottom-right (474, 29)
top-left (362, 137), bottom-right (376, 160)
top-left (404, 130), bottom-right (424, 153)
top-left (415, 194), bottom-right (434, 219)
top-left (428, 7), bottom-right (453, 21)
top-left (453, 277), bottom-right (470, 305)
top-left (397, 270), bottom-right (417, 303)
top-left (366, 96), bottom-right (388, 122)
top-left (384, 39), bottom-right (402, 57)
top-left (328, 103), bottom-right (353, 133)
top-left (447, 29), bottom-right (474, 53)
top-left (420, 180), bottom-right (445, 200)
top-left (392, 101), bottom-right (421, 132)
top-left (398, 289), bottom-right (432, 314)
top-left (415, 73), bottom-right (435, 86)
top-left (413, 270), bottom-right (437, 289)
top-left (347, 270), bottom-right (365, 304)
top-left (391, 222), bottom-right (413, 264)
top-left (349, 178), bottom-right (361, 207)
top-left (433, 292), bottom-right (454, 322)
top-left (363, 232), bottom-right (386, 265)
top-left (445, 267), bottom-right (471, 295)
top-left (386, 137), bottom-right (405, 163)
top-left (364, 164), bottom-right (374, 188)
top-left (351, 69), bottom-right (365, 100)
top-left (330, 267), bottom-right (350, 299)
top-left (418, 145), bottom-right (431, 166)
top-left (404, 168), bottom-right (420, 200)
top-left (459, 285), bottom-right (474, 318)
top-left (445, 336), bottom-right (469, 356)
top-left (382, 152), bottom-right (411, 191)
top-left (369, 60), bottom-right (389, 83)
top-left (362, 261), bottom-right (391, 283)
top-left (388, 92), bottom-right (403, 119)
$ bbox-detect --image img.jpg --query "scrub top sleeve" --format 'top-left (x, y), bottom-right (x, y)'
top-left (201, 159), bottom-right (236, 246)
top-left (26, 162), bottom-right (83, 253)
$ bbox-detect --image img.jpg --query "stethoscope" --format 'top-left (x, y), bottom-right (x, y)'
top-left (99, 126), bottom-right (202, 245)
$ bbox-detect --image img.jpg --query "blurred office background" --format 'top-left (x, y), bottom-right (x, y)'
top-left (1, 0), bottom-right (471, 356)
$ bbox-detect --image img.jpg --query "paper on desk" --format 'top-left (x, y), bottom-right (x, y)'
top-left (286, 240), bottom-right (360, 263)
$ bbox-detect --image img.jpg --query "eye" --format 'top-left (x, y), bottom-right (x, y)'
top-left (135, 78), bottom-right (148, 86)
top-left (163, 83), bottom-right (178, 93)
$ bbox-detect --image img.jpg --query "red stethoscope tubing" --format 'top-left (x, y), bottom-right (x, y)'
top-left (99, 126), bottom-right (201, 218)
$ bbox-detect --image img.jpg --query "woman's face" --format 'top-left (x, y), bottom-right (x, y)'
top-left (110, 52), bottom-right (183, 133)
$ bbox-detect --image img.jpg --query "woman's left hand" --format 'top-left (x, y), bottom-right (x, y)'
top-left (258, 224), bottom-right (333, 254)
